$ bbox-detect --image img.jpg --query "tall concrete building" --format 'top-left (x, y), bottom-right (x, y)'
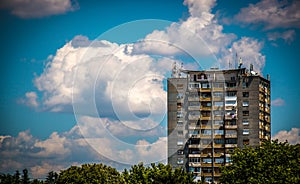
top-left (167, 66), bottom-right (271, 183)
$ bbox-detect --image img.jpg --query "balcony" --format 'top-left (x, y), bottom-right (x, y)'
top-left (225, 134), bottom-right (237, 138)
top-left (189, 134), bottom-right (201, 139)
top-left (200, 144), bottom-right (212, 148)
top-left (188, 106), bottom-right (200, 111)
top-left (213, 87), bottom-right (223, 92)
top-left (202, 163), bottom-right (212, 167)
top-left (225, 125), bottom-right (237, 129)
top-left (200, 116), bottom-right (211, 121)
top-left (188, 115), bottom-right (200, 120)
top-left (188, 125), bottom-right (201, 130)
top-left (225, 144), bottom-right (237, 148)
top-left (200, 88), bottom-right (211, 92)
top-left (189, 144), bottom-right (200, 149)
top-left (213, 143), bottom-right (224, 148)
top-left (200, 134), bottom-right (211, 139)
top-left (225, 96), bottom-right (237, 101)
top-left (189, 162), bottom-right (201, 167)
top-left (200, 106), bottom-right (211, 111)
top-left (213, 97), bottom-right (223, 101)
top-left (214, 153), bottom-right (225, 157)
top-left (200, 97), bottom-right (211, 101)
top-left (188, 97), bottom-right (200, 101)
top-left (188, 154), bottom-right (201, 157)
top-left (225, 114), bottom-right (237, 120)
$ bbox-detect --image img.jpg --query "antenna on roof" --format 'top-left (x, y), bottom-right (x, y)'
top-left (238, 57), bottom-right (243, 69)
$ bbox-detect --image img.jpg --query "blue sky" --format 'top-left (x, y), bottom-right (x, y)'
top-left (0, 0), bottom-right (299, 178)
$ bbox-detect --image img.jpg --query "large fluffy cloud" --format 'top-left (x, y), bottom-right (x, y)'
top-left (0, 0), bottom-right (79, 18)
top-left (272, 128), bottom-right (300, 145)
top-left (234, 0), bottom-right (300, 30)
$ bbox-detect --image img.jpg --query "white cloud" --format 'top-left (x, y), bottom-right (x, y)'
top-left (234, 0), bottom-right (300, 30)
top-left (0, 0), bottom-right (79, 18)
top-left (271, 98), bottom-right (285, 106)
top-left (0, 129), bottom-right (123, 177)
top-left (267, 30), bottom-right (296, 44)
top-left (221, 37), bottom-right (265, 73)
top-left (18, 91), bottom-right (39, 108)
top-left (272, 128), bottom-right (300, 145)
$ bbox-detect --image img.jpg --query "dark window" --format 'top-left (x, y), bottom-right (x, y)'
top-left (243, 111), bottom-right (249, 116)
top-left (243, 92), bottom-right (249, 97)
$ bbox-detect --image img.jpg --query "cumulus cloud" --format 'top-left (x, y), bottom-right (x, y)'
top-left (271, 98), bottom-right (285, 106)
top-left (272, 128), bottom-right (300, 145)
top-left (18, 91), bottom-right (39, 108)
top-left (234, 0), bottom-right (300, 30)
top-left (267, 30), bottom-right (296, 44)
top-left (221, 37), bottom-right (265, 73)
top-left (0, 0), bottom-right (79, 18)
top-left (0, 124), bottom-right (167, 177)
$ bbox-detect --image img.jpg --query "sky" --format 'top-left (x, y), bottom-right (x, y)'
top-left (0, 0), bottom-right (300, 178)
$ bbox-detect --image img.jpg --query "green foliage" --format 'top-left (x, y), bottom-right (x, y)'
top-left (122, 162), bottom-right (195, 184)
top-left (56, 163), bottom-right (122, 184)
top-left (220, 140), bottom-right (300, 184)
top-left (1, 163), bottom-right (197, 184)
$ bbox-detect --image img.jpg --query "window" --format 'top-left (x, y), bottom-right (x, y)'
top-left (243, 92), bottom-right (249, 97)
top-left (243, 139), bottom-right (249, 145)
top-left (242, 82), bottom-right (249, 88)
top-left (177, 93), bottom-right (183, 99)
top-left (178, 130), bottom-right (183, 136)
top-left (243, 111), bottom-right (249, 116)
top-left (213, 83), bottom-right (224, 88)
top-left (243, 129), bottom-right (250, 135)
top-left (243, 101), bottom-right (249, 107)
top-left (214, 139), bottom-right (224, 144)
top-left (242, 120), bottom-right (249, 125)
top-left (177, 140), bottom-right (184, 146)
top-left (188, 130), bottom-right (199, 135)
top-left (177, 150), bottom-right (184, 155)
top-left (226, 138), bottom-right (237, 144)
top-left (201, 130), bottom-right (212, 135)
top-left (177, 121), bottom-right (183, 126)
top-left (226, 91), bottom-right (236, 96)
top-left (177, 158), bottom-right (184, 164)
top-left (231, 76), bottom-right (236, 81)
top-left (189, 157), bottom-right (201, 163)
top-left (214, 120), bottom-right (223, 126)
top-left (202, 83), bottom-right (210, 88)
top-left (214, 101), bottom-right (223, 107)
top-left (203, 158), bottom-right (212, 163)
top-left (226, 82), bottom-right (236, 88)
top-left (215, 158), bottom-right (224, 163)
top-left (214, 130), bottom-right (224, 135)
top-left (177, 112), bottom-right (183, 118)
top-left (213, 92), bottom-right (223, 97)
top-left (226, 130), bottom-right (237, 136)
top-left (226, 100), bottom-right (236, 106)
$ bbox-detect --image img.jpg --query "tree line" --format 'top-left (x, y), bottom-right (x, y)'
top-left (1, 140), bottom-right (299, 184)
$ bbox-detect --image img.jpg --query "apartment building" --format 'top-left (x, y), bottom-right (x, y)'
top-left (167, 66), bottom-right (271, 183)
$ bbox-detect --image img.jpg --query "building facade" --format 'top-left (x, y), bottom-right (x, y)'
top-left (167, 67), bottom-right (271, 183)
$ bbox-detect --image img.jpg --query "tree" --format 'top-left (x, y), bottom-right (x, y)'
top-left (45, 171), bottom-right (58, 184)
top-left (56, 163), bottom-right (123, 184)
top-left (220, 140), bottom-right (300, 184)
top-left (122, 162), bottom-right (195, 184)
top-left (13, 170), bottom-right (21, 184)
top-left (21, 169), bottom-right (30, 184)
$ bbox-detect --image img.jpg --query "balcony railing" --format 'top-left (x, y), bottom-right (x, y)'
top-left (188, 106), bottom-right (200, 111)
top-left (200, 88), bottom-right (211, 92)
top-left (225, 134), bottom-right (237, 138)
top-left (189, 162), bottom-right (201, 167)
top-left (225, 125), bottom-right (237, 129)
top-left (200, 97), bottom-right (211, 101)
top-left (225, 144), bottom-right (237, 148)
top-left (188, 97), bottom-right (200, 101)
top-left (188, 154), bottom-right (201, 157)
